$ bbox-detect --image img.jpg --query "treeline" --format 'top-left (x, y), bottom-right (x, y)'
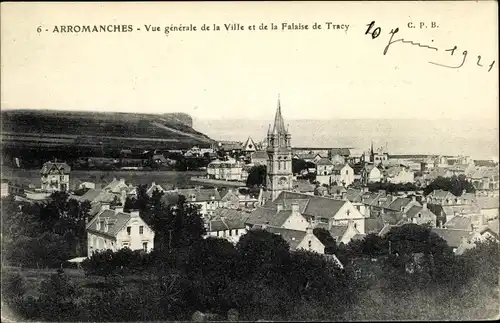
top-left (367, 181), bottom-right (419, 193)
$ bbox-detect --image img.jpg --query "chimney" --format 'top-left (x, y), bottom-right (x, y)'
top-left (411, 195), bottom-right (416, 202)
top-left (119, 178), bottom-right (126, 184)
top-left (114, 206), bottom-right (124, 214)
top-left (291, 202), bottom-right (299, 214)
top-left (422, 202), bottom-right (428, 209)
top-left (363, 187), bottom-right (369, 193)
top-left (130, 210), bottom-right (140, 218)
top-left (100, 203), bottom-right (110, 212)
top-left (151, 181), bottom-right (156, 187)
top-left (462, 189), bottom-right (466, 196)
top-left (306, 226), bottom-right (313, 235)
top-left (276, 203), bottom-right (283, 212)
top-left (341, 192), bottom-right (347, 200)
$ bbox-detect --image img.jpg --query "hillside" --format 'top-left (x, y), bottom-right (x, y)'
top-left (1, 110), bottom-right (213, 151)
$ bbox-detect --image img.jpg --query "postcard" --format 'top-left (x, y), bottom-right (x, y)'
top-left (1, 1), bottom-right (498, 322)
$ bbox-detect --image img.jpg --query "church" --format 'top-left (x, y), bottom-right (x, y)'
top-left (265, 96), bottom-right (293, 201)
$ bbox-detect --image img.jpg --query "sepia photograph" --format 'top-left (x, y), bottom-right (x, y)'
top-left (1, 1), bottom-right (499, 322)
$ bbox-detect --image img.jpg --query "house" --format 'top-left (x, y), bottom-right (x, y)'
top-left (146, 182), bottom-right (165, 196)
top-left (103, 178), bottom-right (136, 196)
top-left (242, 137), bottom-right (257, 153)
top-left (328, 185), bottom-right (347, 199)
top-left (331, 163), bottom-right (355, 187)
top-left (326, 219), bottom-right (363, 245)
top-left (404, 202), bottom-right (437, 227)
top-left (246, 201), bottom-right (311, 232)
top-left (468, 167), bottom-right (499, 191)
top-left (164, 187), bottom-right (221, 218)
top-left (40, 161), bottom-right (71, 192)
top-left (250, 150), bottom-right (269, 166)
top-left (219, 187), bottom-right (263, 210)
top-left (217, 141), bottom-right (243, 154)
top-left (475, 196), bottom-right (499, 220)
top-left (255, 225), bottom-right (326, 254)
top-left (207, 158), bottom-right (246, 181)
top-left (361, 165), bottom-right (382, 184)
top-left (86, 205), bottom-right (155, 255)
top-left (479, 220), bottom-right (499, 240)
top-left (246, 191), bottom-right (366, 234)
top-left (426, 189), bottom-right (458, 205)
top-left (431, 228), bottom-right (483, 255)
top-left (293, 153), bottom-right (323, 164)
top-left (385, 166), bottom-right (415, 184)
top-left (205, 208), bottom-right (250, 244)
top-left (152, 154), bottom-right (168, 165)
top-left (316, 158), bottom-right (334, 176)
top-left (330, 153), bottom-right (346, 166)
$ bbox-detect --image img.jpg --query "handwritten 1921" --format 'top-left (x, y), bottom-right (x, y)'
top-left (364, 21), bottom-right (495, 72)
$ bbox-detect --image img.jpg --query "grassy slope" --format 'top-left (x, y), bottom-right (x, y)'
top-left (1, 110), bottom-right (213, 148)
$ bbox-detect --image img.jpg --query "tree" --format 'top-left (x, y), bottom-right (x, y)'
top-left (313, 228), bottom-right (337, 254)
top-left (246, 165), bottom-right (267, 187)
top-left (424, 175), bottom-right (475, 196)
top-left (292, 158), bottom-right (308, 175)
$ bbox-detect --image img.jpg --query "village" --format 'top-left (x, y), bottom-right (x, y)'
top-left (2, 98), bottom-right (498, 263)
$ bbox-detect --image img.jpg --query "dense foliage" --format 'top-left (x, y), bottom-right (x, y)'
top-left (246, 165), bottom-right (267, 187)
top-left (424, 174), bottom-right (476, 196)
top-left (2, 192), bottom-right (91, 268)
top-left (367, 181), bottom-right (418, 193)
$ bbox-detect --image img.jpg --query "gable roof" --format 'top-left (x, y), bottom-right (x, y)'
top-left (316, 158), bottom-right (333, 166)
top-left (386, 197), bottom-right (414, 212)
top-left (40, 162), bottom-right (71, 175)
top-left (406, 205), bottom-right (436, 219)
top-left (444, 216), bottom-right (472, 230)
top-left (431, 228), bottom-right (473, 248)
top-left (76, 189), bottom-right (116, 204)
top-left (329, 225), bottom-right (348, 240)
top-left (86, 209), bottom-right (133, 239)
top-left (152, 154), bottom-right (168, 163)
top-left (428, 189), bottom-right (457, 200)
top-left (254, 225), bottom-right (309, 251)
top-left (177, 187), bottom-right (221, 202)
top-left (242, 137), bottom-right (257, 151)
top-left (275, 191), bottom-right (347, 219)
top-left (365, 217), bottom-right (386, 234)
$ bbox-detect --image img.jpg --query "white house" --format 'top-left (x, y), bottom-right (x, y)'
top-left (331, 163), bottom-right (355, 187)
top-left (40, 161), bottom-right (71, 192)
top-left (361, 165), bottom-right (382, 184)
top-left (86, 205), bottom-right (155, 255)
top-left (205, 208), bottom-right (249, 244)
top-left (246, 191), bottom-right (366, 235)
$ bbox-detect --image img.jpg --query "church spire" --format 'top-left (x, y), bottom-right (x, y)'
top-left (272, 94), bottom-right (286, 134)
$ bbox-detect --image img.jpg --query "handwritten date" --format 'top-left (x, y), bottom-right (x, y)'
top-left (365, 21), bottom-right (495, 72)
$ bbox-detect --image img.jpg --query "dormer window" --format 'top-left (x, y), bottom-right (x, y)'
top-left (104, 222), bottom-right (109, 232)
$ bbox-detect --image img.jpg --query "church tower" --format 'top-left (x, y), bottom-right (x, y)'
top-left (266, 95), bottom-right (293, 201)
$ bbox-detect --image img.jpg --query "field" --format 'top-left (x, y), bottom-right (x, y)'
top-left (2, 166), bottom-right (206, 190)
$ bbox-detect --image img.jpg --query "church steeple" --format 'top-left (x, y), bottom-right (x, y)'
top-left (265, 95), bottom-right (293, 201)
top-left (272, 94), bottom-right (286, 135)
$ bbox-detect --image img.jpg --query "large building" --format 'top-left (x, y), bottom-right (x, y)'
top-left (40, 161), bottom-right (71, 192)
top-left (266, 96), bottom-right (293, 201)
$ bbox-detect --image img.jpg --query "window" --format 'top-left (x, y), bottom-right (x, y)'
top-left (143, 242), bottom-right (148, 252)
top-left (60, 175), bottom-right (65, 181)
top-left (127, 226), bottom-right (131, 235)
top-left (308, 240), bottom-right (312, 248)
top-left (123, 242), bottom-right (129, 248)
top-left (104, 223), bottom-right (109, 232)
top-left (229, 230), bottom-right (232, 236)
top-left (278, 161), bottom-right (281, 170)
top-left (346, 170), bottom-right (348, 175)
top-left (216, 231), bottom-right (219, 237)
top-left (235, 229), bottom-right (239, 235)
top-left (139, 226), bottom-right (144, 234)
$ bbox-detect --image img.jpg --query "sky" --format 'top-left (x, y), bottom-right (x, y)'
top-left (1, 1), bottom-right (498, 122)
